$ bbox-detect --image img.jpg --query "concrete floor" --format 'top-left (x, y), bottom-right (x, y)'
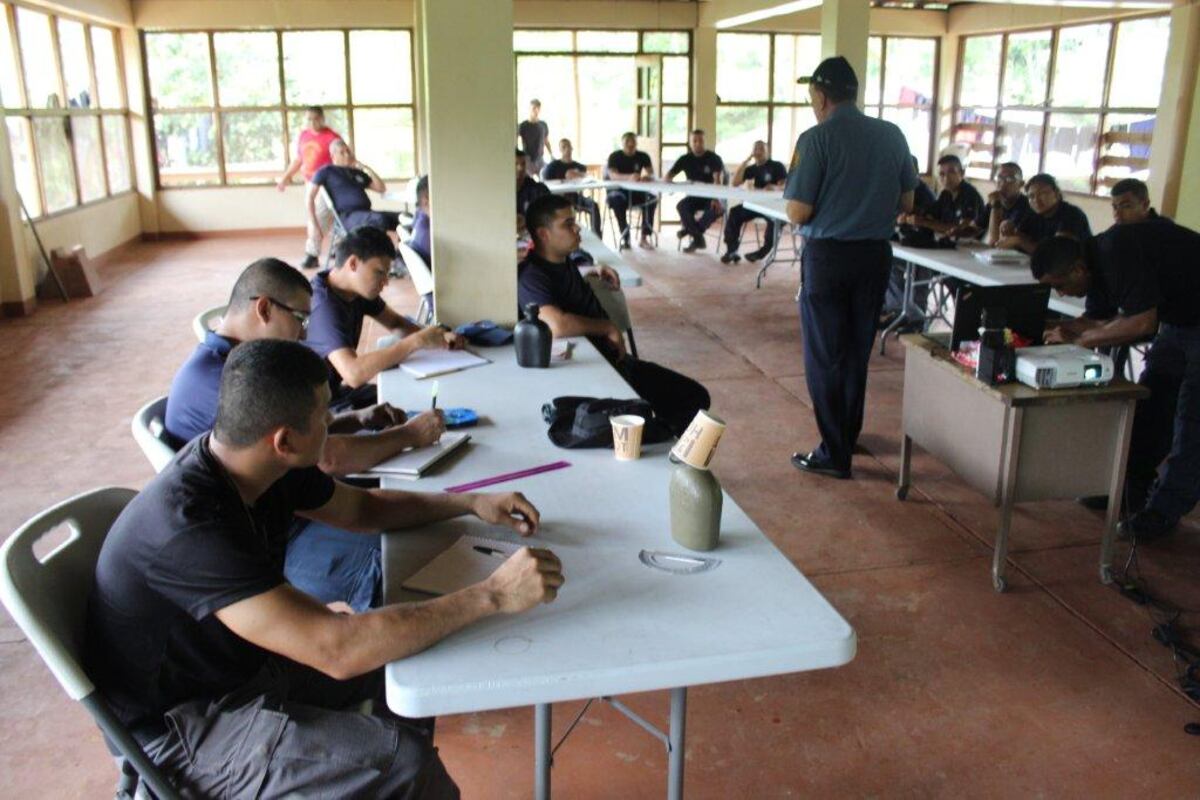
top-left (1, 231), bottom-right (1199, 798)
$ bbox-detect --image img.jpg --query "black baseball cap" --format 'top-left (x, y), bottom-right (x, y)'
top-left (797, 55), bottom-right (859, 92)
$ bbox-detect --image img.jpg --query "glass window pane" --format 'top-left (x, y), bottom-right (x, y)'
top-left (103, 115), bottom-right (131, 193)
top-left (884, 107), bottom-right (933, 173)
top-left (1109, 17), bottom-right (1170, 108)
top-left (1002, 31), bottom-right (1052, 106)
top-left (1043, 112), bottom-right (1098, 193)
top-left (513, 30), bottom-right (572, 52)
top-left (350, 30), bottom-right (412, 104)
top-left (716, 33), bottom-right (768, 103)
top-left (663, 105), bottom-right (688, 143)
top-left (997, 109), bottom-right (1044, 179)
top-left (954, 107), bottom-right (997, 180)
top-left (0, 11), bottom-right (20, 106)
top-left (6, 117), bottom-right (41, 215)
top-left (716, 106), bottom-right (768, 168)
top-left (145, 32), bottom-right (213, 108)
top-left (33, 117), bottom-right (76, 211)
top-left (771, 106), bottom-right (815, 169)
top-left (91, 27), bottom-right (123, 109)
top-left (153, 112), bottom-right (218, 186)
top-left (283, 31), bottom-right (346, 105)
top-left (663, 56), bottom-right (689, 104)
top-left (577, 57), bottom-right (635, 166)
top-left (17, 9), bottom-right (60, 109)
top-left (223, 111), bottom-right (284, 184)
top-left (351, 107), bottom-right (414, 177)
top-left (1098, 112), bottom-right (1154, 195)
top-left (576, 31), bottom-right (637, 53)
top-left (865, 37), bottom-right (882, 106)
top-left (960, 35), bottom-right (1001, 108)
top-left (885, 38), bottom-right (935, 105)
top-left (1051, 24), bottom-right (1109, 108)
top-left (516, 56), bottom-right (577, 159)
top-left (772, 34), bottom-right (820, 103)
top-left (214, 32), bottom-right (279, 107)
top-left (642, 31), bottom-right (688, 54)
top-left (71, 116), bottom-right (105, 201)
top-left (287, 107), bottom-right (348, 150)
top-left (57, 20), bottom-right (92, 108)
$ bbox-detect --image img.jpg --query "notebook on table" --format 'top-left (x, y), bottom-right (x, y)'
top-left (400, 349), bottom-right (491, 379)
top-left (357, 432), bottom-right (471, 479)
top-left (402, 535), bottom-right (522, 596)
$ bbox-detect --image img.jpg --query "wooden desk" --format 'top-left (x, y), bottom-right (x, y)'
top-left (897, 334), bottom-right (1148, 592)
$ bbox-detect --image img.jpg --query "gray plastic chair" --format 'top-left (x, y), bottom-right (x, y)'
top-left (190, 304), bottom-right (226, 344)
top-left (0, 487), bottom-right (181, 800)
top-left (585, 274), bottom-right (638, 359)
top-left (131, 397), bottom-right (176, 474)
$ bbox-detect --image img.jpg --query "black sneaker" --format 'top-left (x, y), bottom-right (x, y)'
top-left (683, 236), bottom-right (706, 252)
top-left (1118, 508), bottom-right (1177, 542)
top-left (790, 451), bottom-right (851, 480)
top-left (745, 250), bottom-right (769, 263)
top-left (676, 228), bottom-right (689, 239)
top-left (720, 252), bottom-right (740, 264)
top-left (301, 254), bottom-right (319, 270)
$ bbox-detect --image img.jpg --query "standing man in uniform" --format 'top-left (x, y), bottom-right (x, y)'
top-left (666, 129), bottom-right (726, 253)
top-left (517, 99), bottom-right (552, 178)
top-left (785, 56), bottom-right (918, 479)
top-left (278, 106), bottom-right (343, 269)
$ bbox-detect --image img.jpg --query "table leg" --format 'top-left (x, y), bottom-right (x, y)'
top-left (755, 221), bottom-right (783, 289)
top-left (1100, 400), bottom-right (1137, 584)
top-left (896, 434), bottom-right (912, 501)
top-left (668, 688), bottom-right (687, 800)
top-left (993, 408), bottom-right (1024, 593)
top-left (880, 262), bottom-right (914, 356)
top-left (536, 703), bottom-right (552, 800)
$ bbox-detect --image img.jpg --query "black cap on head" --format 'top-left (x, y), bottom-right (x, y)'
top-left (797, 55), bottom-right (859, 92)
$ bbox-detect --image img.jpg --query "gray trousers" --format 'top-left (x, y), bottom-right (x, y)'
top-left (146, 659), bottom-right (458, 799)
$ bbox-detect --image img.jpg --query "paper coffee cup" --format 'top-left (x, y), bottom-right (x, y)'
top-left (611, 414), bottom-right (646, 461)
top-left (670, 410), bottom-right (726, 470)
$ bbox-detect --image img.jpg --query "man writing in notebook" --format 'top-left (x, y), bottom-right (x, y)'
top-left (306, 226), bottom-right (466, 411)
top-left (87, 339), bottom-right (561, 798)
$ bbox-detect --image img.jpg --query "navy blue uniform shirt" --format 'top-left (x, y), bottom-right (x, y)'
top-left (976, 192), bottom-right (1031, 232)
top-left (605, 149), bottom-right (653, 178)
top-left (1084, 220), bottom-right (1200, 327)
top-left (516, 176), bottom-right (550, 216)
top-left (163, 331), bottom-right (234, 448)
top-left (409, 209), bottom-right (431, 268)
top-left (541, 159), bottom-right (587, 181)
top-left (311, 165), bottom-right (372, 215)
top-left (305, 270), bottom-right (386, 395)
top-left (668, 150), bottom-right (725, 184)
top-left (742, 160), bottom-right (788, 188)
top-left (929, 182), bottom-right (986, 238)
top-left (1016, 198), bottom-right (1092, 244)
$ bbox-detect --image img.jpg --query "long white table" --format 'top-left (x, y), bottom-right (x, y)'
top-left (578, 229), bottom-right (641, 288)
top-left (377, 341), bottom-right (856, 800)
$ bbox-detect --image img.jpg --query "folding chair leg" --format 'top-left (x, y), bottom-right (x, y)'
top-left (627, 328), bottom-right (638, 360)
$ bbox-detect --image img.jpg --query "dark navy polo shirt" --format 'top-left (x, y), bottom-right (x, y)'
top-left (743, 160), bottom-right (788, 188)
top-left (605, 150), bottom-right (653, 178)
top-left (305, 270), bottom-right (386, 394)
top-left (929, 182), bottom-right (986, 238)
top-left (163, 331), bottom-right (235, 448)
top-left (1084, 220), bottom-right (1200, 327)
top-left (1016, 199), bottom-right (1092, 244)
top-left (976, 192), bottom-right (1031, 232)
top-left (784, 103), bottom-right (919, 241)
top-left (312, 165), bottom-right (372, 215)
top-left (409, 209), bottom-right (431, 268)
top-left (541, 159), bottom-right (586, 181)
top-left (668, 150), bottom-right (725, 184)
top-left (518, 252), bottom-right (617, 361)
top-left (516, 176), bottom-right (550, 216)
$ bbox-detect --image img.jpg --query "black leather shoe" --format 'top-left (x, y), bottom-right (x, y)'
top-left (791, 451), bottom-right (851, 480)
top-left (1118, 509), bottom-right (1177, 542)
top-left (745, 250), bottom-right (769, 263)
top-left (1076, 495), bottom-right (1109, 512)
top-left (720, 252), bottom-right (740, 264)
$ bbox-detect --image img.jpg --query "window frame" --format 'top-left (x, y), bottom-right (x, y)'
top-left (142, 26), bottom-right (419, 190)
top-left (3, 2), bottom-right (133, 220)
top-left (952, 12), bottom-right (1168, 196)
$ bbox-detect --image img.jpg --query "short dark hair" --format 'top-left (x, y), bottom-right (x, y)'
top-left (1111, 178), bottom-right (1149, 202)
top-left (306, 105), bottom-right (324, 117)
top-left (937, 154), bottom-right (964, 172)
top-left (622, 131), bottom-right (636, 140)
top-left (690, 129), bottom-right (705, 137)
top-left (334, 225), bottom-right (396, 267)
top-left (227, 258), bottom-right (312, 313)
top-left (525, 194), bottom-right (573, 239)
top-left (998, 161), bottom-right (1023, 178)
top-left (1030, 236), bottom-right (1084, 280)
top-left (530, 98), bottom-right (541, 107)
top-left (1026, 173), bottom-right (1060, 194)
top-left (515, 148), bottom-right (526, 159)
top-left (416, 174), bottom-right (429, 202)
top-left (214, 339), bottom-right (329, 448)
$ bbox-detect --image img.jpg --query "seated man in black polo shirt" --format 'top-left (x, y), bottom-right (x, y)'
top-left (605, 131), bottom-right (658, 250)
top-left (519, 194), bottom-right (710, 435)
top-left (902, 154), bottom-right (986, 241)
top-left (86, 338), bottom-right (561, 798)
top-left (880, 155), bottom-right (939, 330)
top-left (981, 161), bottom-right (1031, 246)
top-left (1032, 221), bottom-right (1200, 541)
top-left (308, 139), bottom-right (400, 239)
top-left (305, 226), bottom-right (466, 412)
top-left (720, 139), bottom-right (787, 265)
top-left (667, 129), bottom-right (727, 253)
top-left (1109, 177), bottom-right (1167, 226)
top-left (541, 137), bottom-right (601, 235)
top-left (997, 173), bottom-right (1091, 253)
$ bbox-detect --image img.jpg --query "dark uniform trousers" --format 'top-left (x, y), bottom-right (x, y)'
top-left (1126, 323), bottom-right (1200, 522)
top-left (606, 190), bottom-right (657, 239)
top-left (677, 196), bottom-right (721, 239)
top-left (722, 205), bottom-right (776, 255)
top-left (799, 238), bottom-right (892, 471)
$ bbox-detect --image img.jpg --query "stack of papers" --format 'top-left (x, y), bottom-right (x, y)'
top-left (400, 349), bottom-right (491, 379)
top-left (973, 249), bottom-right (1030, 266)
top-left (359, 432), bottom-right (471, 479)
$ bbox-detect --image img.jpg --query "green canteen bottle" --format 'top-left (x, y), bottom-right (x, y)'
top-left (668, 411), bottom-right (727, 551)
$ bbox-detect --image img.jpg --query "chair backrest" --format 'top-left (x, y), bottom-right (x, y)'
top-left (585, 274), bottom-right (634, 334)
top-left (191, 304), bottom-right (226, 344)
top-left (0, 487), bottom-right (137, 701)
top-left (131, 396), bottom-right (177, 474)
top-left (396, 240), bottom-right (436, 297)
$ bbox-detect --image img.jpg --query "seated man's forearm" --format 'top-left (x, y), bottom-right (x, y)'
top-left (331, 340), bottom-right (421, 389)
top-left (318, 427), bottom-right (428, 475)
top-left (542, 309), bottom-right (614, 340)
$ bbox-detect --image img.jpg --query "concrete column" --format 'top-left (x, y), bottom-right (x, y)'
top-left (820, 0), bottom-right (871, 104)
top-left (419, 0), bottom-right (516, 326)
top-left (1173, 59), bottom-right (1200, 229)
top-left (412, 0), bottom-right (430, 175)
top-left (692, 25), bottom-right (717, 141)
top-left (0, 118), bottom-right (36, 317)
top-left (1147, 0), bottom-right (1200, 219)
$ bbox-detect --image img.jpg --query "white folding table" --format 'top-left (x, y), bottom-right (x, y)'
top-left (376, 340), bottom-right (856, 799)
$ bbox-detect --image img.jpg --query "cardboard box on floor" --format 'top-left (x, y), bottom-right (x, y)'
top-left (35, 245), bottom-right (102, 299)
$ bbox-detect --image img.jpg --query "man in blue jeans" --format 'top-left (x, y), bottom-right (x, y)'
top-left (1032, 221), bottom-right (1200, 541)
top-left (164, 257), bottom-right (446, 609)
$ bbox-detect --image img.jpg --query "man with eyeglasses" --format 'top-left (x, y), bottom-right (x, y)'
top-left (996, 173), bottom-right (1091, 254)
top-left (164, 256), bottom-right (447, 611)
top-left (306, 226), bottom-right (466, 413)
top-left (981, 161), bottom-right (1031, 246)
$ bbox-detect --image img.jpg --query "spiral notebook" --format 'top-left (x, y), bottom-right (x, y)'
top-left (401, 535), bottom-right (521, 596)
top-left (399, 349), bottom-right (491, 379)
top-left (356, 432), bottom-right (471, 479)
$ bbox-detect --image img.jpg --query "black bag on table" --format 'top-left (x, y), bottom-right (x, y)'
top-left (542, 396), bottom-right (673, 449)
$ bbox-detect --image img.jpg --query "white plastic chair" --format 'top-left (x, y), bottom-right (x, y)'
top-left (585, 274), bottom-right (638, 359)
top-left (0, 487), bottom-right (181, 800)
top-left (131, 397), bottom-right (177, 474)
top-left (396, 241), bottom-right (435, 326)
top-left (191, 304), bottom-right (226, 344)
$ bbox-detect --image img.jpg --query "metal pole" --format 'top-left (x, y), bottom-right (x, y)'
top-left (535, 703), bottom-right (552, 800)
top-left (667, 688), bottom-right (687, 800)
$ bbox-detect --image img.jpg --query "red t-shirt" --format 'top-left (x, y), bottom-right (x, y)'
top-left (297, 127), bottom-right (342, 182)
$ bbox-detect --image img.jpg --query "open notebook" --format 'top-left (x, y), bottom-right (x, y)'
top-left (400, 348), bottom-right (491, 379)
top-left (358, 432), bottom-right (471, 479)
top-left (402, 535), bottom-right (521, 596)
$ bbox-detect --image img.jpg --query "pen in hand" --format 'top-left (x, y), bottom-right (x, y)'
top-left (431, 380), bottom-right (439, 411)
